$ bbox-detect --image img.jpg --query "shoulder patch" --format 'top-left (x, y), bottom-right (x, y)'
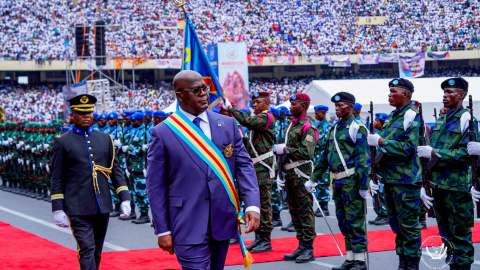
top-left (460, 111), bottom-right (471, 134)
top-left (306, 135), bottom-right (313, 142)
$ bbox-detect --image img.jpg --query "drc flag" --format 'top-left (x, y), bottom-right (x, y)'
top-left (182, 18), bottom-right (224, 105)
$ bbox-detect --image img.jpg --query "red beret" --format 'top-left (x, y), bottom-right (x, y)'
top-left (290, 93), bottom-right (310, 102)
top-left (252, 91), bottom-right (270, 100)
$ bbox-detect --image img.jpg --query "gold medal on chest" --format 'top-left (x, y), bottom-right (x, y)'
top-left (224, 144), bottom-right (234, 158)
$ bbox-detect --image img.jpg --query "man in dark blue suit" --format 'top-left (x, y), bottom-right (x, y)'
top-left (146, 70), bottom-right (261, 270)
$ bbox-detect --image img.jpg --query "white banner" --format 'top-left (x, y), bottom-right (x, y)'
top-left (156, 59), bottom-right (182, 69)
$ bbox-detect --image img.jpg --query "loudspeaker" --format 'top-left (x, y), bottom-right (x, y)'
top-left (95, 21), bottom-right (106, 66)
top-left (75, 24), bottom-right (91, 57)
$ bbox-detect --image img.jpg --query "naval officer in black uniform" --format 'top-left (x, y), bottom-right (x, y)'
top-left (51, 94), bottom-right (131, 270)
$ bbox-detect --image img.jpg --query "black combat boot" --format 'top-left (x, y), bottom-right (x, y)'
top-left (36, 189), bottom-right (44, 200)
top-left (246, 232), bottom-right (261, 251)
top-left (110, 203), bottom-right (121, 217)
top-left (272, 212), bottom-right (282, 227)
top-left (283, 241), bottom-right (305, 261)
top-left (314, 208), bottom-right (323, 217)
top-left (251, 233), bottom-right (272, 253)
top-left (321, 202), bottom-right (329, 216)
top-left (398, 255), bottom-right (406, 270)
top-left (374, 216), bottom-right (389, 225)
top-left (43, 189), bottom-right (50, 201)
top-left (119, 202), bottom-right (136, 220)
top-left (295, 240), bottom-right (314, 263)
top-left (29, 187), bottom-right (37, 198)
top-left (332, 260), bottom-right (355, 270)
top-left (132, 212), bottom-right (150, 224)
top-left (457, 265), bottom-right (471, 270)
top-left (419, 213), bottom-right (427, 230)
top-left (281, 221), bottom-right (293, 231)
top-left (350, 260), bottom-right (367, 270)
top-left (406, 257), bottom-right (420, 270)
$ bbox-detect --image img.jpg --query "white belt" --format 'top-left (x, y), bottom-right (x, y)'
top-left (332, 168), bottom-right (355, 180)
top-left (251, 151), bottom-right (274, 164)
top-left (284, 160), bottom-right (312, 170)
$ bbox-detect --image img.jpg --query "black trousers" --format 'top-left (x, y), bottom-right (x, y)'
top-left (69, 213), bottom-right (110, 270)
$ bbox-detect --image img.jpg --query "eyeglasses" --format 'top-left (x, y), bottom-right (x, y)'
top-left (178, 85), bottom-right (210, 95)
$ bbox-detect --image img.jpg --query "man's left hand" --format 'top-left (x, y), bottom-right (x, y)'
top-left (367, 134), bottom-right (381, 147)
top-left (244, 211), bottom-right (260, 234)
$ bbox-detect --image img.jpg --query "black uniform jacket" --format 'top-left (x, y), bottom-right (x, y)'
top-left (51, 126), bottom-right (130, 215)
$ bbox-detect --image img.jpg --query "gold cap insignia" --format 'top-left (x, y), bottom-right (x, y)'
top-left (80, 96), bottom-right (89, 104)
top-left (224, 144), bottom-right (234, 158)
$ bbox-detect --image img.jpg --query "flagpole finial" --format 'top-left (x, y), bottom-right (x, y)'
top-left (172, 0), bottom-right (188, 16)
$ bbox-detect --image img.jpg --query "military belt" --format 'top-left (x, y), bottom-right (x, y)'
top-left (332, 168), bottom-right (355, 180)
top-left (251, 151), bottom-right (274, 164)
top-left (284, 160), bottom-right (312, 170)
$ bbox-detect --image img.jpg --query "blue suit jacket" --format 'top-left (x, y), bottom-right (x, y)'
top-left (146, 110), bottom-right (260, 245)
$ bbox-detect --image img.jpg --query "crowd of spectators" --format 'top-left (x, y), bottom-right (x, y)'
top-left (1, 0), bottom-right (479, 61)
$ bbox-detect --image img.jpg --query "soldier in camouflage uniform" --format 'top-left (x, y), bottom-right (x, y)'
top-left (268, 107), bottom-right (283, 227)
top-left (119, 111), bottom-right (137, 221)
top-left (418, 77), bottom-right (477, 270)
top-left (153, 111), bottom-right (167, 126)
top-left (274, 93), bottom-right (317, 263)
top-left (312, 92), bottom-right (369, 270)
top-left (228, 91), bottom-right (275, 253)
top-left (0, 123), bottom-right (6, 189)
top-left (106, 112), bottom-right (123, 217)
top-left (312, 105), bottom-right (332, 217)
top-left (368, 79), bottom-right (422, 270)
top-left (126, 111), bottom-right (150, 224)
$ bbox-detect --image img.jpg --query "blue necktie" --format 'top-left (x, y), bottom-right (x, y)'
top-left (193, 117), bottom-right (208, 171)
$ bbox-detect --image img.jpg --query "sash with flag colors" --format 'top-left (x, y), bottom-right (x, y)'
top-left (182, 16), bottom-right (224, 106)
top-left (163, 110), bottom-right (253, 268)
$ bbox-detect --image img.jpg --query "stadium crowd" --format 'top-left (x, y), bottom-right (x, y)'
top-left (1, 0), bottom-right (479, 61)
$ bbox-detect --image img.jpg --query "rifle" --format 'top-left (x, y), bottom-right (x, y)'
top-left (367, 102), bottom-right (382, 210)
top-left (277, 112), bottom-right (287, 203)
top-left (467, 95), bottom-right (480, 217)
top-left (419, 104), bottom-right (436, 218)
top-left (433, 108), bottom-right (437, 122)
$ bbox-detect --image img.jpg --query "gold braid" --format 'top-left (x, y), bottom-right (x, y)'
top-left (91, 136), bottom-right (115, 194)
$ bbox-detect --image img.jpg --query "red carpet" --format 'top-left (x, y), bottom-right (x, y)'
top-left (1, 220), bottom-right (479, 269)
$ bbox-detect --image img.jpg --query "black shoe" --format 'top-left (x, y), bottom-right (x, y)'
top-left (295, 240), bottom-right (314, 263)
top-left (321, 202), bottom-right (330, 216)
top-left (119, 211), bottom-right (136, 220)
top-left (282, 200), bottom-right (288, 209)
top-left (283, 241), bottom-right (305, 261)
top-left (246, 232), bottom-right (261, 251)
top-left (420, 220), bottom-right (427, 230)
top-left (368, 216), bottom-right (381, 225)
top-left (456, 265), bottom-right (471, 270)
top-left (281, 221), bottom-right (293, 231)
top-left (110, 203), bottom-right (121, 217)
top-left (332, 260), bottom-right (355, 270)
top-left (272, 212), bottom-right (282, 227)
top-left (351, 260), bottom-right (367, 270)
top-left (229, 238), bottom-right (239, 245)
top-left (35, 190), bottom-right (44, 200)
top-left (405, 257), bottom-right (420, 270)
top-left (374, 217), bottom-right (389, 225)
top-left (287, 225), bottom-right (296, 232)
top-left (315, 208), bottom-right (323, 217)
top-left (398, 255), bottom-right (406, 270)
top-left (132, 212), bottom-right (150, 224)
top-left (251, 233), bottom-right (272, 253)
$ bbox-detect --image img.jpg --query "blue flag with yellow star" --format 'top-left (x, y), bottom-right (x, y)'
top-left (182, 18), bottom-right (224, 105)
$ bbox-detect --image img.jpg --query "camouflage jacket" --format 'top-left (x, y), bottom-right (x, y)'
top-left (377, 104), bottom-right (421, 185)
top-left (127, 124), bottom-right (148, 172)
top-left (312, 115), bottom-right (369, 190)
top-left (231, 108), bottom-right (275, 173)
top-left (428, 107), bottom-right (478, 193)
top-left (108, 125), bottom-right (124, 142)
top-left (10, 130), bottom-right (20, 158)
top-left (313, 119), bottom-right (332, 164)
top-left (284, 115), bottom-right (316, 176)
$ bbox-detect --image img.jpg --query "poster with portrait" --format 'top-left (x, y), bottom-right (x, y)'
top-left (398, 52), bottom-right (425, 78)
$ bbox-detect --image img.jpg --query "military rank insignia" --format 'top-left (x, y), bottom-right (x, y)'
top-left (224, 144), bottom-right (234, 158)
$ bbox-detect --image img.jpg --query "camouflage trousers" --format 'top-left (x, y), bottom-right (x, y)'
top-left (123, 171), bottom-right (135, 206)
top-left (108, 179), bottom-right (120, 204)
top-left (131, 171), bottom-right (149, 213)
top-left (285, 169), bottom-right (316, 242)
top-left (271, 179), bottom-right (283, 215)
top-left (433, 189), bottom-right (474, 266)
top-left (314, 170), bottom-right (330, 203)
top-left (258, 182), bottom-right (274, 233)
top-left (372, 182), bottom-right (387, 218)
top-left (383, 184), bottom-right (421, 258)
top-left (333, 180), bottom-right (367, 253)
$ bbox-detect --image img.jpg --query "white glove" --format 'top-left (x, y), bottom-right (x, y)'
top-left (19, 141), bottom-right (24, 146)
top-left (420, 187), bottom-right (434, 209)
top-left (304, 179), bottom-right (317, 192)
top-left (18, 159), bottom-right (21, 165)
top-left (39, 162), bottom-right (43, 167)
top-left (7, 138), bottom-right (12, 143)
top-left (125, 169), bottom-right (130, 178)
top-left (114, 139), bottom-right (121, 147)
top-left (143, 168), bottom-right (147, 177)
top-left (46, 164), bottom-right (50, 173)
top-left (25, 145), bottom-right (30, 150)
top-left (122, 146), bottom-right (128, 153)
top-left (417, 146), bottom-right (433, 159)
top-left (43, 144), bottom-right (50, 150)
top-left (142, 144), bottom-right (148, 151)
top-left (16, 143), bottom-right (20, 150)
top-left (359, 190), bottom-right (368, 199)
top-left (26, 160), bottom-right (30, 166)
top-left (273, 144), bottom-right (286, 155)
top-left (31, 147), bottom-right (36, 153)
top-left (276, 177), bottom-right (285, 191)
top-left (1, 140), bottom-right (5, 146)
top-left (472, 186), bottom-right (480, 203)
top-left (467, 142), bottom-right (480, 156)
top-left (222, 98), bottom-right (231, 110)
top-left (367, 134), bottom-right (381, 147)
top-left (369, 179), bottom-right (380, 196)
top-left (53, 210), bottom-right (69, 228)
top-left (33, 164), bottom-right (36, 170)
top-left (120, 200), bottom-right (131, 218)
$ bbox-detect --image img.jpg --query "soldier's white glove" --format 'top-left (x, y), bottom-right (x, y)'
top-left (25, 145), bottom-right (30, 150)
top-left (472, 186), bottom-right (480, 203)
top-left (114, 139), bottom-right (121, 147)
top-left (367, 134), bottom-right (381, 147)
top-left (31, 147), bottom-right (36, 153)
top-left (276, 177), bottom-right (286, 191)
top-left (7, 138), bottom-right (12, 143)
top-left (420, 187), bottom-right (434, 209)
top-left (18, 159), bottom-right (21, 165)
top-left (417, 146), bottom-right (433, 159)
top-left (43, 144), bottom-right (50, 150)
top-left (273, 144), bottom-right (286, 155)
top-left (53, 210), bottom-right (69, 228)
top-left (369, 180), bottom-right (380, 195)
top-left (46, 164), bottom-right (50, 173)
top-left (359, 190), bottom-right (368, 199)
top-left (222, 98), bottom-right (231, 110)
top-left (122, 146), bottom-right (128, 153)
top-left (26, 160), bottom-right (30, 166)
top-left (143, 168), bottom-right (147, 177)
top-left (304, 179), bottom-right (317, 193)
top-left (33, 164), bottom-right (36, 170)
top-left (1, 140), bottom-right (5, 146)
top-left (125, 169), bottom-right (130, 178)
top-left (142, 144), bottom-right (148, 151)
top-left (120, 200), bottom-right (131, 218)
top-left (19, 141), bottom-right (24, 146)
top-left (467, 142), bottom-right (480, 156)
top-left (16, 143), bottom-right (20, 150)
